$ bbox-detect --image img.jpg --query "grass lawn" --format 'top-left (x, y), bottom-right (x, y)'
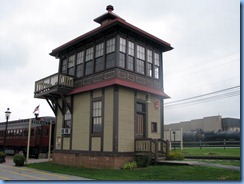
top-left (27, 162), bottom-right (240, 181)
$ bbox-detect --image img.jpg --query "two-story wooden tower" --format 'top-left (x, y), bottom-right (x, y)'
top-left (34, 5), bottom-right (173, 168)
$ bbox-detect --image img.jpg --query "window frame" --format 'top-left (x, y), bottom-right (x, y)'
top-left (76, 50), bottom-right (84, 78)
top-left (91, 100), bottom-right (103, 134)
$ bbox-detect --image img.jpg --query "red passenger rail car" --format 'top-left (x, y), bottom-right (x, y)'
top-left (0, 116), bottom-right (55, 158)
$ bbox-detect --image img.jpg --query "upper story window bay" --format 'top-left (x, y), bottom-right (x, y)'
top-left (59, 36), bottom-right (162, 80)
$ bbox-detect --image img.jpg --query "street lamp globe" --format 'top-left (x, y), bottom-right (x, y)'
top-left (5, 108), bottom-right (11, 120)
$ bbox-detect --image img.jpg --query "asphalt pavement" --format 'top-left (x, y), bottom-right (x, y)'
top-left (0, 156), bottom-right (92, 180)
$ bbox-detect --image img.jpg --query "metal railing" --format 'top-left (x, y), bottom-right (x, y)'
top-left (34, 73), bottom-right (74, 95)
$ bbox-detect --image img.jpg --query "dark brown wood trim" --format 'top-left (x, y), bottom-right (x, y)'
top-left (70, 95), bottom-right (73, 150)
top-left (160, 98), bottom-right (164, 139)
top-left (113, 85), bottom-right (119, 152)
top-left (89, 91), bottom-right (92, 151)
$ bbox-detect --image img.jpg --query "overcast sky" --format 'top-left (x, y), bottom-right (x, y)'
top-left (0, 0), bottom-right (240, 124)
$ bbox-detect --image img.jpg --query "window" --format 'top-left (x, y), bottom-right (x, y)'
top-left (106, 38), bottom-right (115, 69)
top-left (127, 41), bottom-right (135, 71)
top-left (151, 122), bottom-right (157, 133)
top-left (128, 41), bottom-right (134, 56)
top-left (95, 43), bottom-right (104, 72)
top-left (119, 53), bottom-right (125, 68)
top-left (95, 42), bottom-right (104, 58)
top-left (147, 49), bottom-right (153, 77)
top-left (154, 53), bottom-right (160, 79)
top-left (136, 45), bottom-right (145, 74)
top-left (86, 47), bottom-right (93, 61)
top-left (61, 58), bottom-right (67, 74)
top-left (64, 107), bottom-right (71, 128)
top-left (136, 103), bottom-right (146, 113)
top-left (128, 56), bottom-right (134, 71)
top-left (137, 45), bottom-right (145, 60)
top-left (68, 54), bottom-right (75, 76)
top-left (85, 61), bottom-right (93, 75)
top-left (119, 37), bottom-right (126, 68)
top-left (136, 59), bottom-right (145, 74)
top-left (76, 51), bottom-right (84, 78)
top-left (106, 38), bottom-right (115, 54)
top-left (119, 37), bottom-right (126, 53)
top-left (85, 47), bottom-right (93, 75)
top-left (92, 101), bottom-right (102, 133)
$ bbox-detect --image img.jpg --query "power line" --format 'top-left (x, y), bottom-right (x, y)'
top-left (165, 86), bottom-right (240, 109)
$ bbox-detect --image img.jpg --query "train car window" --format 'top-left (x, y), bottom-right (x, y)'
top-left (31, 129), bottom-right (34, 136)
top-left (19, 129), bottom-right (23, 136)
top-left (24, 129), bottom-right (28, 136)
top-left (36, 128), bottom-right (40, 136)
top-left (43, 128), bottom-right (48, 136)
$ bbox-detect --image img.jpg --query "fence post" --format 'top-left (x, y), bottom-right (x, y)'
top-left (199, 140), bottom-right (202, 149)
top-left (224, 139), bottom-right (226, 150)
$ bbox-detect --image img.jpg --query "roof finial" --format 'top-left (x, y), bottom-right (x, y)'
top-left (106, 5), bottom-right (114, 12)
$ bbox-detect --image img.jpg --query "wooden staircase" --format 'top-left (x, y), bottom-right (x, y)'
top-left (135, 138), bottom-right (170, 163)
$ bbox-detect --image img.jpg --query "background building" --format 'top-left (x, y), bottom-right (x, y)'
top-left (164, 115), bottom-right (240, 133)
top-left (34, 5), bottom-right (173, 168)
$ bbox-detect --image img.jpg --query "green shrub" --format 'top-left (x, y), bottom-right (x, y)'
top-left (168, 150), bottom-right (185, 160)
top-left (121, 161), bottom-right (137, 170)
top-left (135, 154), bottom-right (151, 167)
top-left (13, 154), bottom-right (26, 166)
top-left (0, 152), bottom-right (7, 163)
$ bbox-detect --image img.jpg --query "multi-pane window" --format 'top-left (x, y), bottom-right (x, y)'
top-left (68, 54), bottom-right (75, 76)
top-left (106, 38), bottom-right (115, 54)
top-left (95, 42), bottom-right (104, 58)
top-left (92, 101), bottom-right (102, 133)
top-left (61, 58), bottom-right (67, 74)
top-left (154, 53), bottom-right (160, 79)
top-left (128, 41), bottom-right (134, 56)
top-left (136, 59), bottom-right (145, 74)
top-left (137, 45), bottom-right (145, 60)
top-left (86, 47), bottom-right (93, 61)
top-left (147, 49), bottom-right (153, 77)
top-left (136, 45), bottom-right (145, 74)
top-left (106, 38), bottom-right (115, 68)
top-left (119, 37), bottom-right (126, 53)
top-left (95, 43), bottom-right (104, 72)
top-left (127, 41), bottom-right (134, 71)
top-left (128, 56), bottom-right (134, 71)
top-left (76, 51), bottom-right (84, 78)
top-left (119, 37), bottom-right (126, 68)
top-left (85, 47), bottom-right (93, 75)
top-left (119, 53), bottom-right (125, 68)
top-left (64, 107), bottom-right (71, 128)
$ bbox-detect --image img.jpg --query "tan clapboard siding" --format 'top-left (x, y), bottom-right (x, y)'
top-left (118, 87), bottom-right (134, 152)
top-left (55, 99), bottom-right (63, 150)
top-left (72, 92), bottom-right (90, 151)
top-left (148, 95), bottom-right (161, 139)
top-left (93, 89), bottom-right (102, 98)
top-left (103, 87), bottom-right (113, 152)
top-left (63, 137), bottom-right (70, 150)
top-left (91, 137), bottom-right (101, 151)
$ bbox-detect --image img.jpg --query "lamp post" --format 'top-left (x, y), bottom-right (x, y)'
top-left (3, 108), bottom-right (11, 153)
top-left (173, 131), bottom-right (176, 150)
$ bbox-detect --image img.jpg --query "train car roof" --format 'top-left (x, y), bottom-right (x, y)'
top-left (0, 116), bottom-right (56, 130)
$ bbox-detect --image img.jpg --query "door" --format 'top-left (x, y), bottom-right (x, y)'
top-left (135, 113), bottom-right (145, 138)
